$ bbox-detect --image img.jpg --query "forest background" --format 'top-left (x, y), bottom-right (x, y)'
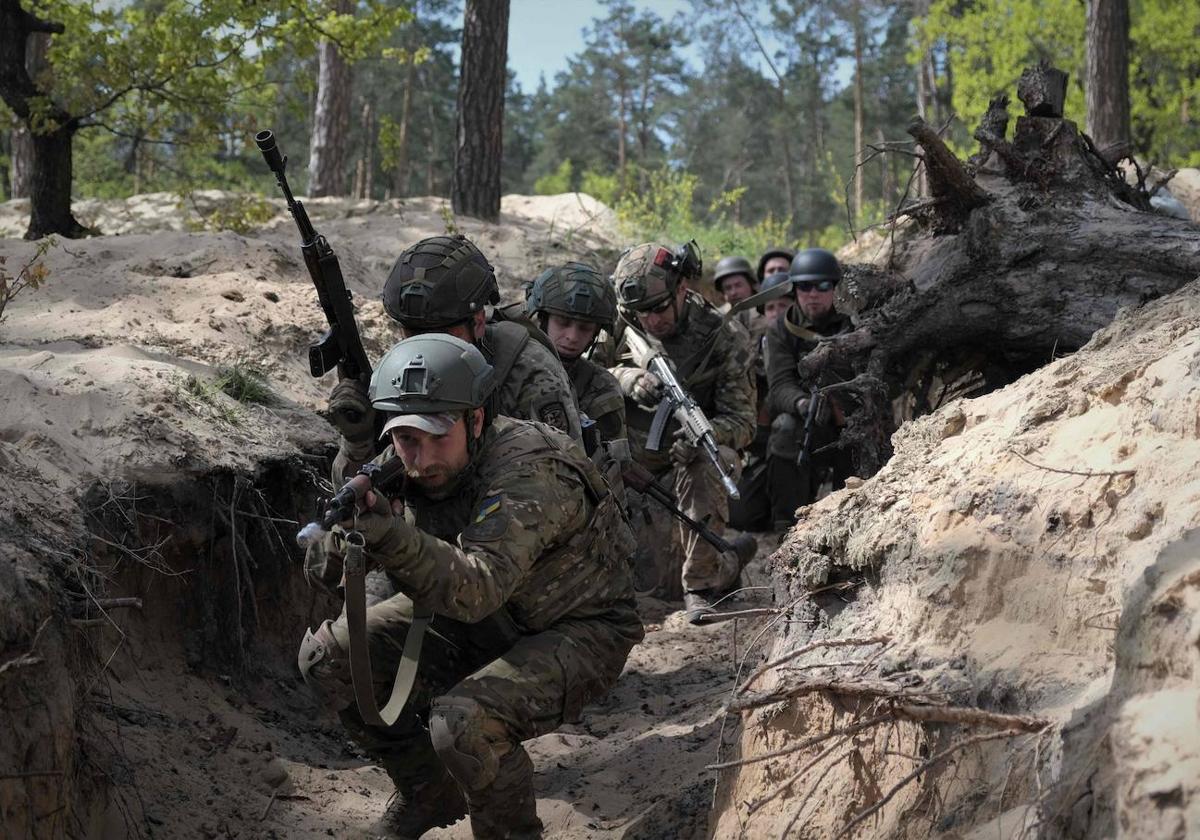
top-left (1, 0), bottom-right (1197, 255)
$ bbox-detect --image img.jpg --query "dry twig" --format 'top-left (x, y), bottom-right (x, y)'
top-left (739, 635), bottom-right (891, 694)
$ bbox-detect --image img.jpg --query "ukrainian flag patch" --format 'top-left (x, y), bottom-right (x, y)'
top-left (475, 495), bottom-right (503, 523)
top-left (465, 494), bottom-right (509, 542)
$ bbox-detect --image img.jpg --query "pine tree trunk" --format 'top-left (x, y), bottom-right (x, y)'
top-left (451, 0), bottom-right (509, 221)
top-left (1085, 0), bottom-right (1131, 152)
top-left (852, 1), bottom-right (865, 224)
top-left (392, 57), bottom-right (415, 198)
top-left (307, 0), bottom-right (353, 197)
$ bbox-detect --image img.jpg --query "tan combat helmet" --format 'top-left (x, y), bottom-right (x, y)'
top-left (612, 240), bottom-right (701, 313)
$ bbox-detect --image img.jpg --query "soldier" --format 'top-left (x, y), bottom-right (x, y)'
top-left (524, 262), bottom-right (625, 443)
top-left (756, 247), bottom-right (795, 284)
top-left (712, 255), bottom-right (757, 309)
top-left (328, 235), bottom-right (582, 482)
top-left (299, 334), bottom-right (643, 839)
top-left (764, 248), bottom-right (855, 530)
top-left (729, 269), bottom-right (795, 532)
top-left (607, 242), bottom-right (758, 621)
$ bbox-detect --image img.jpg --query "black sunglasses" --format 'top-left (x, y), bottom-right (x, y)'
top-left (794, 279), bottom-right (835, 293)
top-left (643, 297), bottom-right (675, 314)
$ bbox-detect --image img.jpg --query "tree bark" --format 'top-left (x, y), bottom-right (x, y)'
top-left (852, 0), bottom-right (865, 223)
top-left (8, 30), bottom-right (46, 198)
top-left (451, 0), bottom-right (509, 221)
top-left (392, 56), bottom-right (415, 198)
top-left (1085, 0), bottom-right (1131, 152)
top-left (307, 0), bottom-right (354, 197)
top-left (0, 0), bottom-right (84, 238)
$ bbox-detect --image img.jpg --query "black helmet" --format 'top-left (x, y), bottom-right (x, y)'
top-left (381, 235), bottom-right (500, 329)
top-left (756, 247), bottom-right (795, 281)
top-left (760, 271), bottom-right (792, 294)
top-left (525, 262), bottom-right (617, 330)
top-left (789, 248), bottom-right (841, 285)
top-left (712, 255), bottom-right (755, 292)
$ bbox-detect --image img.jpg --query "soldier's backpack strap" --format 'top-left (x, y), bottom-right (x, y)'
top-left (341, 532), bottom-right (431, 728)
top-left (485, 320), bottom-right (533, 388)
top-left (490, 303), bottom-right (563, 362)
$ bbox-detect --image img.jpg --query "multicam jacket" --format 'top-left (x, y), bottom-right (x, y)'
top-left (482, 320), bottom-right (582, 442)
top-left (370, 417), bottom-right (641, 634)
top-left (565, 356), bottom-right (626, 443)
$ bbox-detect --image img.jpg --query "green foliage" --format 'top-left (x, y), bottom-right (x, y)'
top-left (916, 0), bottom-right (1200, 166)
top-left (1130, 0), bottom-right (1200, 166)
top-left (915, 0), bottom-right (1086, 155)
top-left (181, 193), bottom-right (277, 235)
top-left (0, 238), bottom-right (54, 328)
top-left (615, 167), bottom-right (794, 262)
top-left (181, 373), bottom-right (244, 425)
top-left (214, 361), bottom-right (278, 406)
top-left (533, 159), bottom-right (573, 195)
top-left (579, 169), bottom-right (620, 206)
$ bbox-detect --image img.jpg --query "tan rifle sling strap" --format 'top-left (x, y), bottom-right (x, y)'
top-left (342, 531), bottom-right (432, 728)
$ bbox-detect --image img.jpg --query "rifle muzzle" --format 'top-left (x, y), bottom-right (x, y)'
top-left (255, 130), bottom-right (285, 173)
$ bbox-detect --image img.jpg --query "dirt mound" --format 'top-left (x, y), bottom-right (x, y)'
top-left (712, 280), bottom-right (1200, 838)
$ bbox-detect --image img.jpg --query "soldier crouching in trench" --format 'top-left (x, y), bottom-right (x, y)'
top-left (297, 334), bottom-right (643, 839)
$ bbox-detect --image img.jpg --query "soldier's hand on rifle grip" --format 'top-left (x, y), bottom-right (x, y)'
top-left (794, 394), bottom-right (831, 426)
top-left (631, 371), bottom-right (665, 408)
top-left (329, 378), bottom-right (377, 445)
top-left (338, 489), bottom-right (409, 566)
top-left (669, 431), bottom-right (698, 466)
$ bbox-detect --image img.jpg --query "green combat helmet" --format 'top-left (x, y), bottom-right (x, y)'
top-left (381, 235), bottom-right (500, 330)
top-left (612, 240), bottom-right (702, 312)
top-left (525, 262), bottom-right (618, 330)
top-left (370, 333), bottom-right (496, 419)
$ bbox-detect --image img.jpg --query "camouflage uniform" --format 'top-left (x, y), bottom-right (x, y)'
top-left (566, 356), bottom-right (626, 442)
top-left (608, 291), bottom-right (756, 598)
top-left (302, 417), bottom-right (642, 839)
top-left (331, 235), bottom-right (582, 482)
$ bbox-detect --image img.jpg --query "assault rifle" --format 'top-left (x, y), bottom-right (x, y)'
top-left (622, 461), bottom-right (737, 556)
top-left (622, 327), bottom-right (741, 499)
top-left (798, 383), bottom-right (821, 466)
top-left (255, 130), bottom-right (371, 384)
top-left (296, 458), bottom-right (425, 730)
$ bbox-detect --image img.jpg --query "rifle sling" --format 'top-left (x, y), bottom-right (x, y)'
top-left (343, 535), bottom-right (430, 728)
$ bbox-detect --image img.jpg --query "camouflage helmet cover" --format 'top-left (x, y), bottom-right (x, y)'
top-left (612, 241), bottom-right (701, 311)
top-left (381, 235), bottom-right (500, 329)
top-left (370, 333), bottom-right (496, 414)
top-left (525, 262), bottom-right (618, 330)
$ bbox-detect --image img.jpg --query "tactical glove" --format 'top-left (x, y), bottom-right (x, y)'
top-left (340, 490), bottom-right (417, 570)
top-left (670, 431), bottom-right (698, 466)
top-left (631, 371), bottom-right (665, 408)
top-left (329, 378), bottom-right (377, 446)
top-left (794, 394), bottom-right (831, 426)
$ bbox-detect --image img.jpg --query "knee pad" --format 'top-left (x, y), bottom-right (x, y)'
top-left (429, 697), bottom-right (500, 793)
top-left (297, 620), bottom-right (353, 712)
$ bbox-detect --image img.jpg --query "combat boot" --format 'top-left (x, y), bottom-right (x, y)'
top-left (366, 772), bottom-right (468, 839)
top-left (683, 535), bottom-right (758, 625)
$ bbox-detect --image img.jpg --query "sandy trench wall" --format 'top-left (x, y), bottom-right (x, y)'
top-left (0, 192), bottom-right (624, 837)
top-left (713, 281), bottom-right (1200, 839)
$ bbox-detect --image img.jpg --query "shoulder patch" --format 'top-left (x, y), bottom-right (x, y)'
top-left (538, 401), bottom-right (569, 432)
top-left (463, 494), bottom-right (510, 542)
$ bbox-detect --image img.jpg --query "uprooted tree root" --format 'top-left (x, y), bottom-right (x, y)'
top-left (708, 637), bottom-right (1051, 838)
